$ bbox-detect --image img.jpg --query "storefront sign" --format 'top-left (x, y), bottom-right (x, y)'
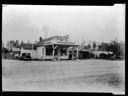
top-left (44, 40), bottom-right (77, 45)
top-left (44, 41), bottom-right (52, 45)
top-left (57, 41), bottom-right (76, 45)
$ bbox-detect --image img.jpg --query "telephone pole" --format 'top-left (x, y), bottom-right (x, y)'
top-left (43, 25), bottom-right (48, 39)
top-left (44, 25), bottom-right (46, 39)
top-left (32, 30), bottom-right (34, 50)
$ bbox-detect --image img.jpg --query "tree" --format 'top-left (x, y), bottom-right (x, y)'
top-left (21, 41), bottom-right (24, 45)
top-left (27, 40), bottom-right (31, 44)
top-left (16, 40), bottom-right (19, 47)
top-left (2, 47), bottom-right (8, 53)
top-left (98, 42), bottom-right (109, 51)
top-left (35, 40), bottom-right (38, 43)
top-left (93, 42), bottom-right (96, 51)
top-left (87, 44), bottom-right (91, 49)
top-left (81, 41), bottom-right (86, 46)
top-left (108, 39), bottom-right (123, 57)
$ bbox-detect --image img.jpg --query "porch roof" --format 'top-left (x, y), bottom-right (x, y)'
top-left (35, 35), bottom-right (58, 47)
top-left (78, 46), bottom-right (91, 51)
top-left (93, 51), bottom-right (113, 55)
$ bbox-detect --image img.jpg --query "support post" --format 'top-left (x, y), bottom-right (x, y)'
top-left (57, 48), bottom-right (60, 60)
top-left (72, 46), bottom-right (74, 60)
top-left (52, 45), bottom-right (55, 61)
top-left (52, 45), bottom-right (58, 61)
top-left (67, 47), bottom-right (69, 59)
top-left (76, 46), bottom-right (79, 60)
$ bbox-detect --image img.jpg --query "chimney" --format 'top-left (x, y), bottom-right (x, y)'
top-left (39, 37), bottom-right (43, 42)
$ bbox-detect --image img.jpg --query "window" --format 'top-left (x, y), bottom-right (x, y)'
top-left (46, 46), bottom-right (53, 56)
top-left (60, 48), bottom-right (67, 56)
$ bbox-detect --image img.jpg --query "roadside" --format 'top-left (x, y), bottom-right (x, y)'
top-left (2, 59), bottom-right (125, 94)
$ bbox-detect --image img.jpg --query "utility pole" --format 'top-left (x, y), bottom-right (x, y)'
top-left (43, 25), bottom-right (48, 39)
top-left (32, 30), bottom-right (34, 50)
top-left (42, 25), bottom-right (45, 39)
top-left (44, 25), bottom-right (45, 39)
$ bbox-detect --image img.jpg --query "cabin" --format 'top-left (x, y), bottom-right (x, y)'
top-left (78, 46), bottom-right (93, 59)
top-left (20, 43), bottom-right (37, 59)
top-left (11, 47), bottom-right (21, 59)
top-left (92, 51), bottom-right (114, 58)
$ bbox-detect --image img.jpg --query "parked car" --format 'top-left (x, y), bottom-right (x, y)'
top-left (20, 53), bottom-right (31, 60)
top-left (116, 55), bottom-right (124, 60)
top-left (100, 53), bottom-right (108, 59)
top-left (14, 53), bottom-right (20, 59)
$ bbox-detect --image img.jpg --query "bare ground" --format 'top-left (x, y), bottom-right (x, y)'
top-left (2, 59), bottom-right (125, 94)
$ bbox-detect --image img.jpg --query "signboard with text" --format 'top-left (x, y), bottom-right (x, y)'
top-left (43, 40), bottom-right (78, 46)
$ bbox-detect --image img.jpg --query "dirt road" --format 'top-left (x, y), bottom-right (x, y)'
top-left (2, 59), bottom-right (125, 94)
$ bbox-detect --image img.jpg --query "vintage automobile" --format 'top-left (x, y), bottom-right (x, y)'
top-left (19, 53), bottom-right (31, 60)
top-left (14, 53), bottom-right (20, 59)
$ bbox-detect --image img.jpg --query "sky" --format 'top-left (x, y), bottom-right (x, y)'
top-left (2, 4), bottom-right (125, 45)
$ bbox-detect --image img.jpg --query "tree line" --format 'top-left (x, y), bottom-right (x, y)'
top-left (84, 39), bottom-right (125, 58)
top-left (2, 38), bottom-right (125, 59)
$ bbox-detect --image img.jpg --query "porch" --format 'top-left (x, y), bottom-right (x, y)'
top-left (38, 44), bottom-right (79, 61)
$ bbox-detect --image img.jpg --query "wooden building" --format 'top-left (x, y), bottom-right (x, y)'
top-left (20, 35), bottom-right (79, 60)
top-left (35, 35), bottom-right (79, 60)
top-left (77, 46), bottom-right (93, 59)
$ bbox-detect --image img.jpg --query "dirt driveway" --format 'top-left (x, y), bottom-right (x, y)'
top-left (2, 59), bottom-right (125, 94)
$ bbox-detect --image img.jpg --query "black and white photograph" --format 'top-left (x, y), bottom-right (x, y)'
top-left (2, 4), bottom-right (125, 94)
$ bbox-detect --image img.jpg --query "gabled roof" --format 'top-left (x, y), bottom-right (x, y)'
top-left (93, 51), bottom-right (113, 55)
top-left (12, 48), bottom-right (21, 52)
top-left (35, 35), bottom-right (58, 47)
top-left (44, 35), bottom-right (58, 42)
top-left (78, 46), bottom-right (90, 51)
top-left (68, 46), bottom-right (90, 51)
top-left (35, 35), bottom-right (77, 47)
top-left (21, 43), bottom-right (37, 50)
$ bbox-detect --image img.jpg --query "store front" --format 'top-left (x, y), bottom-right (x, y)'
top-left (36, 35), bottom-right (78, 60)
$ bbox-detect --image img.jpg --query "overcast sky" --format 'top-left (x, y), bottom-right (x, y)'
top-left (2, 4), bottom-right (125, 44)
